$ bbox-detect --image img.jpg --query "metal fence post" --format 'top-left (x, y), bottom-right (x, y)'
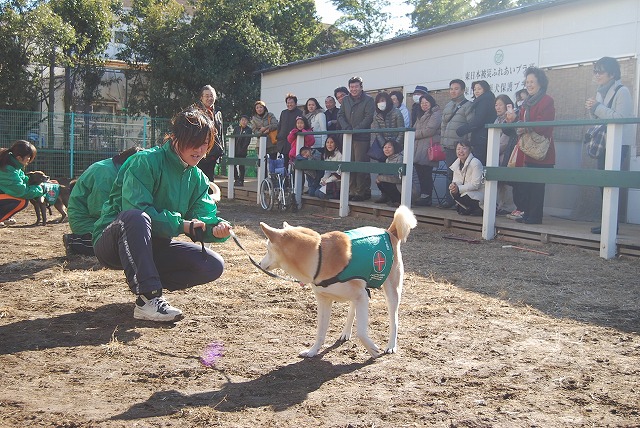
top-left (69, 111), bottom-right (75, 178)
top-left (142, 116), bottom-right (148, 148)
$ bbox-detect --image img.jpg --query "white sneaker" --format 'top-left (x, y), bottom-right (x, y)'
top-left (0, 222), bottom-right (5, 227)
top-left (134, 295), bottom-right (183, 322)
top-left (5, 217), bottom-right (16, 225)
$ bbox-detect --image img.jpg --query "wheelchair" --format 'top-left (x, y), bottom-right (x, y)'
top-left (259, 155), bottom-right (296, 211)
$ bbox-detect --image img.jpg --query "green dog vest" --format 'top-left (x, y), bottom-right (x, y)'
top-left (41, 182), bottom-right (60, 204)
top-left (315, 226), bottom-right (393, 289)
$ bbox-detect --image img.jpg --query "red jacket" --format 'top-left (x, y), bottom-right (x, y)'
top-left (287, 128), bottom-right (315, 160)
top-left (519, 94), bottom-right (555, 165)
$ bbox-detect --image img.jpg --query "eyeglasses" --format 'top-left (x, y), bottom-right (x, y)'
top-left (593, 70), bottom-right (606, 76)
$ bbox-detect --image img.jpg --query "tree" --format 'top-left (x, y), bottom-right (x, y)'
top-left (408, 0), bottom-right (472, 30)
top-left (331, 0), bottom-right (392, 45)
top-left (50, 0), bottom-right (119, 114)
top-left (120, 0), bottom-right (329, 122)
top-left (0, 1), bottom-right (74, 111)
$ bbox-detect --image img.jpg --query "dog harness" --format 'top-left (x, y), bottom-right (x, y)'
top-left (315, 226), bottom-right (394, 289)
top-left (41, 182), bottom-right (60, 204)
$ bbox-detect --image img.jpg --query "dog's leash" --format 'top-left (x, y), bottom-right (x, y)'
top-left (186, 222), bottom-right (207, 260)
top-left (229, 230), bottom-right (300, 283)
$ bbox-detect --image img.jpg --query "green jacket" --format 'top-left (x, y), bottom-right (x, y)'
top-left (0, 155), bottom-right (44, 199)
top-left (92, 142), bottom-right (229, 245)
top-left (68, 158), bottom-right (119, 235)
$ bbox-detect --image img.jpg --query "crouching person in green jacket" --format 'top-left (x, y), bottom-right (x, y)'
top-left (92, 107), bottom-right (232, 322)
top-left (64, 146), bottom-right (143, 256)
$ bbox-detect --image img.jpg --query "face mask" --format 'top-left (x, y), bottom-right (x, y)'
top-left (377, 102), bottom-right (387, 110)
top-left (413, 95), bottom-right (421, 103)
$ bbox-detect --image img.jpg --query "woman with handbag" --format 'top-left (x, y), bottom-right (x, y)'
top-left (250, 100), bottom-right (279, 156)
top-left (505, 66), bottom-right (555, 225)
top-left (413, 94), bottom-right (442, 207)
top-left (585, 57), bottom-right (633, 234)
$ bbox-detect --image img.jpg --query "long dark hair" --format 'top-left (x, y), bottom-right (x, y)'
top-left (323, 136), bottom-right (341, 159)
top-left (0, 140), bottom-right (37, 170)
top-left (419, 94), bottom-right (438, 114)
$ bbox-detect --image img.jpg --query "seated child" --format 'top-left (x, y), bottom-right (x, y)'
top-left (296, 146), bottom-right (322, 195)
top-left (315, 136), bottom-right (342, 200)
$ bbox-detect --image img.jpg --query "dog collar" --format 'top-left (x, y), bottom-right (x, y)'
top-left (312, 242), bottom-right (323, 282)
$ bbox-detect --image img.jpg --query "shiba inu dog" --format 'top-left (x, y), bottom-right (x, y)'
top-left (259, 205), bottom-right (417, 358)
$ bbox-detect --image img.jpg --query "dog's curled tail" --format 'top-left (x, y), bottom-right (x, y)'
top-left (388, 205), bottom-right (417, 243)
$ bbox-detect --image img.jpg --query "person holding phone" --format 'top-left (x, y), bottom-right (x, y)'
top-left (494, 94), bottom-right (519, 216)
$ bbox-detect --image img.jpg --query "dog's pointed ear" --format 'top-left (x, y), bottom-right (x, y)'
top-left (260, 222), bottom-right (280, 241)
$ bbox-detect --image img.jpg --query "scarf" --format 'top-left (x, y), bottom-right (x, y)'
top-left (305, 109), bottom-right (323, 121)
top-left (522, 89), bottom-right (545, 110)
top-left (597, 79), bottom-right (616, 100)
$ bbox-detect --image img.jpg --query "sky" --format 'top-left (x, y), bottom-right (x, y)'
top-left (314, 0), bottom-right (414, 37)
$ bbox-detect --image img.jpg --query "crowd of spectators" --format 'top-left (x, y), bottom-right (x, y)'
top-left (229, 57), bottom-right (632, 228)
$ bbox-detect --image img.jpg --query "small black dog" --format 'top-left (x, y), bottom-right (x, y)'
top-left (26, 171), bottom-right (69, 225)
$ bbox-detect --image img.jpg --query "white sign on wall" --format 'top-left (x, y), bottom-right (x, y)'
top-left (463, 41), bottom-right (540, 99)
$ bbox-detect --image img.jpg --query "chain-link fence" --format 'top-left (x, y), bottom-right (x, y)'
top-left (0, 110), bottom-right (171, 178)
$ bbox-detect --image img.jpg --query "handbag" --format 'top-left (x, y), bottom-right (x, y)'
top-left (507, 143), bottom-right (525, 167)
top-left (583, 85), bottom-right (621, 159)
top-left (518, 130), bottom-right (550, 161)
top-left (267, 116), bottom-right (277, 145)
top-left (427, 139), bottom-right (446, 162)
top-left (584, 125), bottom-right (606, 159)
top-left (367, 140), bottom-right (386, 162)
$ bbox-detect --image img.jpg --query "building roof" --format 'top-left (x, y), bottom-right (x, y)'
top-left (258, 0), bottom-right (578, 74)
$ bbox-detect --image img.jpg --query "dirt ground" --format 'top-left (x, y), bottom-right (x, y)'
top-left (0, 199), bottom-right (638, 427)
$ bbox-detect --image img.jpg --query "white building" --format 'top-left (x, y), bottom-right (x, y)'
top-left (258, 0), bottom-right (640, 224)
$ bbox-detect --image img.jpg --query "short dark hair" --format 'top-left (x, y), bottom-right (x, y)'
top-left (449, 79), bottom-right (466, 91)
top-left (285, 93), bottom-right (298, 104)
top-left (334, 86), bottom-right (348, 98)
top-left (348, 76), bottom-right (363, 87)
top-left (524, 67), bottom-right (549, 92)
top-left (390, 90), bottom-right (404, 104)
top-left (456, 140), bottom-right (472, 149)
top-left (495, 94), bottom-right (514, 108)
top-left (594, 56), bottom-right (621, 80)
top-left (172, 107), bottom-right (216, 153)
